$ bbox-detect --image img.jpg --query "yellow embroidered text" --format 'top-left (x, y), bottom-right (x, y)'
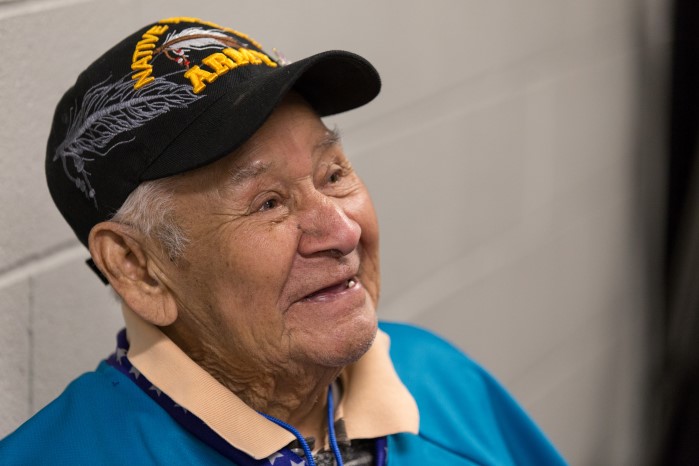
top-left (131, 24), bottom-right (169, 90)
top-left (184, 47), bottom-right (277, 94)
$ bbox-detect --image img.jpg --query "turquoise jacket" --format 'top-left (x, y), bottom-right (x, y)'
top-left (0, 322), bottom-right (566, 465)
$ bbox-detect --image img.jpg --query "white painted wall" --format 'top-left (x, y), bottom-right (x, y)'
top-left (0, 1), bottom-right (669, 464)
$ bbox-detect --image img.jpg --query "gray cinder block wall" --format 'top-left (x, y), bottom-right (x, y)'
top-left (0, 1), bottom-right (669, 464)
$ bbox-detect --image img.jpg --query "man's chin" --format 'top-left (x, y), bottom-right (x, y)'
top-left (302, 315), bottom-right (378, 368)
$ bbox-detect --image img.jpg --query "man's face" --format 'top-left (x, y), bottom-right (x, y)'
top-left (158, 96), bottom-right (380, 373)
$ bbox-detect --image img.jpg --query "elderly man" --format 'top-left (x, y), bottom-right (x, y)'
top-left (0, 17), bottom-right (565, 465)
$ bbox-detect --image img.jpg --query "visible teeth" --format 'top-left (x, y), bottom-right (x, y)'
top-left (347, 279), bottom-right (356, 289)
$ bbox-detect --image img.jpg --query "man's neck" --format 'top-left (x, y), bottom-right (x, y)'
top-left (163, 321), bottom-right (341, 445)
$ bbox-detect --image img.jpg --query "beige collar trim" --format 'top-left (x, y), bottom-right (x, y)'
top-left (336, 330), bottom-right (420, 439)
top-left (123, 305), bottom-right (419, 460)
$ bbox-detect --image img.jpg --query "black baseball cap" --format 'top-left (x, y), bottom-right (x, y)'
top-left (46, 16), bottom-right (381, 253)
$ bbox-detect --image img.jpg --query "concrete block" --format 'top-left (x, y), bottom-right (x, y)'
top-left (31, 254), bottom-right (122, 413)
top-left (560, 0), bottom-right (635, 48)
top-left (265, 1), bottom-right (565, 129)
top-left (0, 5), bottom-right (124, 270)
top-left (551, 52), bottom-right (637, 200)
top-left (513, 310), bottom-right (621, 465)
top-left (0, 279), bottom-right (30, 437)
top-left (410, 175), bottom-right (639, 380)
top-left (510, 300), bottom-right (646, 466)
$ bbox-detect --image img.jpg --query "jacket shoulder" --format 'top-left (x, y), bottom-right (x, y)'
top-left (378, 321), bottom-right (566, 466)
top-left (0, 362), bottom-right (231, 465)
top-left (378, 320), bottom-right (479, 371)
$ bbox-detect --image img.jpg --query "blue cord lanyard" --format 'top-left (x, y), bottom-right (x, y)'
top-left (259, 384), bottom-right (344, 466)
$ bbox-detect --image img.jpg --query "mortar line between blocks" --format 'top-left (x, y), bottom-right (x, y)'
top-left (0, 244), bottom-right (88, 289)
top-left (27, 275), bottom-right (34, 415)
top-left (0, 0), bottom-right (93, 21)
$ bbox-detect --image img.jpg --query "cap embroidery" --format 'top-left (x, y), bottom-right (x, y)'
top-left (155, 27), bottom-right (248, 70)
top-left (158, 17), bottom-right (266, 51)
top-left (184, 47), bottom-right (277, 94)
top-left (131, 24), bottom-right (170, 90)
top-left (53, 73), bottom-right (202, 207)
top-left (272, 48), bottom-right (291, 66)
top-left (130, 22), bottom-right (278, 96)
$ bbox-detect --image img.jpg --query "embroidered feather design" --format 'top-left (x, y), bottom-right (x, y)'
top-left (53, 73), bottom-right (202, 207)
top-left (156, 27), bottom-right (246, 54)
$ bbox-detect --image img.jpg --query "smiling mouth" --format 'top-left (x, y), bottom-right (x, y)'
top-left (302, 278), bottom-right (358, 302)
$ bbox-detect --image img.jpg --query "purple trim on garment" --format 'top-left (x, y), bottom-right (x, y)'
top-left (106, 329), bottom-right (300, 465)
top-left (105, 329), bottom-right (387, 466)
top-left (374, 437), bottom-right (387, 466)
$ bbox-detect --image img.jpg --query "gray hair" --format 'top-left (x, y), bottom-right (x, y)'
top-left (111, 179), bottom-right (190, 260)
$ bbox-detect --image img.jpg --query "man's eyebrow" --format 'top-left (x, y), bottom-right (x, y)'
top-left (227, 160), bottom-right (272, 186)
top-left (315, 126), bottom-right (342, 151)
top-left (225, 127), bottom-right (341, 186)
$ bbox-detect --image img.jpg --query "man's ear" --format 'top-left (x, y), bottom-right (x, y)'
top-left (88, 221), bottom-right (178, 326)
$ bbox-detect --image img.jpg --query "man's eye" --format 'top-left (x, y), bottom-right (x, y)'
top-left (259, 198), bottom-right (279, 212)
top-left (329, 169), bottom-right (343, 183)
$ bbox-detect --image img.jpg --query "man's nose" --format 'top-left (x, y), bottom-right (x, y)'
top-left (297, 192), bottom-right (361, 258)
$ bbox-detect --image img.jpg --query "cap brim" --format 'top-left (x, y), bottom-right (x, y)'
top-left (142, 50), bottom-right (381, 180)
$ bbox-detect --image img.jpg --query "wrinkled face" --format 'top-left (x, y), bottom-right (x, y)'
top-left (159, 96), bottom-right (380, 373)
